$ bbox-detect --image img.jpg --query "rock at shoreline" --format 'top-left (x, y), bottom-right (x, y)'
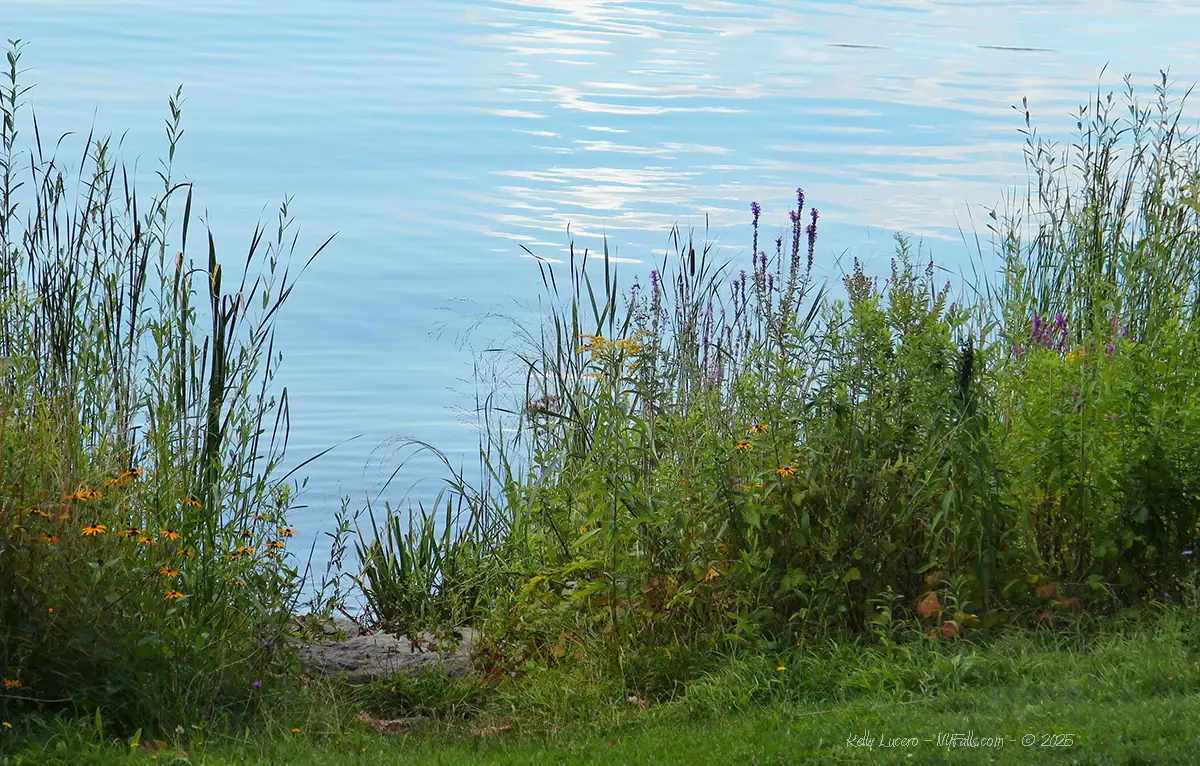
top-left (292, 619), bottom-right (477, 685)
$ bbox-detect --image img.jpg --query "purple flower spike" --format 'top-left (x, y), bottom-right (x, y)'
top-left (1106, 343), bottom-right (1116, 359)
top-left (750, 201), bottom-right (761, 221)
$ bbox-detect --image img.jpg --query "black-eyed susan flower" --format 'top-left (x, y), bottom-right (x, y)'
top-left (735, 439), bottom-right (752, 451)
top-left (138, 536), bottom-right (157, 547)
top-left (2, 679), bottom-right (20, 689)
top-left (278, 527), bottom-right (295, 538)
top-left (163, 590), bottom-right (184, 601)
top-left (749, 422), bottom-right (769, 435)
top-left (229, 578), bottom-right (246, 587)
top-left (38, 534), bottom-right (58, 544)
top-left (266, 540), bottom-right (285, 550)
top-left (2, 721), bottom-right (11, 728)
top-left (252, 514), bottom-right (269, 522)
top-left (158, 566), bottom-right (180, 578)
top-left (119, 468), bottom-right (143, 481)
top-left (118, 527), bottom-right (143, 538)
top-left (160, 529), bottom-right (180, 541)
top-left (81, 524), bottom-right (107, 537)
top-left (182, 497), bottom-right (201, 509)
top-left (239, 530), bottom-right (254, 539)
top-left (56, 512), bottom-right (70, 521)
top-left (64, 489), bottom-right (102, 502)
top-left (776, 465), bottom-right (797, 478)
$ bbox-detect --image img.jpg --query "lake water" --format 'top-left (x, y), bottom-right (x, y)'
top-left (7, 1), bottom-right (1200, 597)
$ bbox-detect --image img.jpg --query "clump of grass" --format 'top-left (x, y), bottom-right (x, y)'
top-left (353, 71), bottom-right (1200, 681)
top-left (0, 41), bottom-right (330, 736)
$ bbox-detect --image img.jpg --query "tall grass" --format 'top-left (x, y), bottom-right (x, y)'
top-left (0, 41), bottom-right (331, 735)
top-left (356, 72), bottom-right (1200, 676)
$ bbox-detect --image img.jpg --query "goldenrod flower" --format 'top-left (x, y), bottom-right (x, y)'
top-left (2, 679), bottom-right (20, 689)
top-left (163, 590), bottom-right (184, 601)
top-left (160, 529), bottom-right (181, 541)
top-left (159, 566), bottom-right (180, 578)
top-left (81, 524), bottom-right (107, 537)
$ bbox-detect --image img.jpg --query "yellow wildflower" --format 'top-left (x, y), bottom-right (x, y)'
top-left (160, 529), bottom-right (181, 541)
top-left (159, 566), bottom-right (180, 578)
top-left (278, 527), bottom-right (295, 538)
top-left (81, 524), bottom-right (107, 537)
top-left (776, 465), bottom-right (797, 478)
top-left (163, 590), bottom-right (184, 601)
top-left (735, 439), bottom-right (752, 451)
top-left (2, 679), bottom-right (20, 689)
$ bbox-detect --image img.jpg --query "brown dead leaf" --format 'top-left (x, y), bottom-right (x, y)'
top-left (627, 694), bottom-right (648, 709)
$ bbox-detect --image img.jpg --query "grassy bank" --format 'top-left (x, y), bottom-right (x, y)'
top-left (4, 36), bottom-right (1200, 762)
top-left (7, 607), bottom-right (1200, 763)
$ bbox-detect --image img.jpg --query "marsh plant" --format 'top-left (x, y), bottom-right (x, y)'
top-left (0, 40), bottom-right (330, 735)
top-left (354, 72), bottom-right (1200, 677)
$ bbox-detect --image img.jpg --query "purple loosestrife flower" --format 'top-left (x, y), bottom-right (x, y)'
top-left (751, 201), bottom-right (762, 262)
top-left (1106, 342), bottom-right (1116, 359)
top-left (806, 208), bottom-right (818, 272)
top-left (768, 274), bottom-right (774, 293)
top-left (251, 680), bottom-right (262, 689)
top-left (1012, 344), bottom-right (1026, 359)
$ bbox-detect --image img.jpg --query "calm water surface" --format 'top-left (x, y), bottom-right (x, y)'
top-left (6, 1), bottom-right (1200, 589)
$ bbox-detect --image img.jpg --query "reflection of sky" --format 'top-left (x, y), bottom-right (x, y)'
top-left (6, 0), bottom-right (1200, 588)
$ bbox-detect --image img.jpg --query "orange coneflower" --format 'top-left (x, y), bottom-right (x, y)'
top-left (776, 465), bottom-right (797, 478)
top-left (277, 527), bottom-right (295, 538)
top-left (182, 497), bottom-right (201, 509)
top-left (735, 439), bottom-right (752, 451)
top-left (118, 527), bottom-right (143, 538)
top-left (81, 524), bottom-right (107, 537)
top-left (159, 566), bottom-right (180, 578)
top-left (2, 679), bottom-right (20, 689)
top-left (163, 590), bottom-right (184, 601)
top-left (160, 529), bottom-right (181, 541)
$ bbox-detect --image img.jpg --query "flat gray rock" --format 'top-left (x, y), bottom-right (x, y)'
top-left (294, 626), bottom-right (477, 685)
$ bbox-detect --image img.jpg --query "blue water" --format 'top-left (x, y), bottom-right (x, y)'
top-left (7, 1), bottom-right (1200, 595)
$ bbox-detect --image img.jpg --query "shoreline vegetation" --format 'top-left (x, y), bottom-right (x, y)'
top-left (4, 37), bottom-right (1200, 762)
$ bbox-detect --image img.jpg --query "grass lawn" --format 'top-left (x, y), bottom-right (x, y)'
top-left (6, 609), bottom-right (1200, 765)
